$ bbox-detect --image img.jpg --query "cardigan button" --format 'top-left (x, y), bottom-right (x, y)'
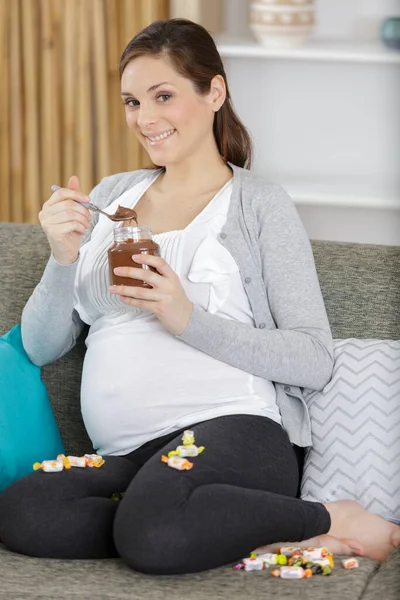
top-left (244, 277), bottom-right (251, 284)
top-left (284, 385), bottom-right (292, 393)
top-left (219, 232), bottom-right (227, 240)
top-left (259, 322), bottom-right (266, 329)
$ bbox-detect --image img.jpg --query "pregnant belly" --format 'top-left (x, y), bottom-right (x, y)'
top-left (80, 320), bottom-right (275, 454)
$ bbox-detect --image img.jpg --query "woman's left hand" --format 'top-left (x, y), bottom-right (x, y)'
top-left (109, 254), bottom-right (193, 336)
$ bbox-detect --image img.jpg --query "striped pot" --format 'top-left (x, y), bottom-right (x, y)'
top-left (249, 0), bottom-right (315, 48)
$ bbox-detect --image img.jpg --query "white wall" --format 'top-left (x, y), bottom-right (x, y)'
top-left (313, 0), bottom-right (400, 39)
top-left (220, 0), bottom-right (400, 245)
top-left (223, 0), bottom-right (400, 39)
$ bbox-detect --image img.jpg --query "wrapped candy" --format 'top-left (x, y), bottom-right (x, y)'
top-left (161, 455), bottom-right (193, 471)
top-left (257, 552), bottom-right (279, 566)
top-left (302, 547), bottom-right (330, 560)
top-left (181, 430), bottom-right (195, 446)
top-left (278, 546), bottom-right (302, 557)
top-left (33, 453), bottom-right (104, 472)
top-left (168, 429), bottom-right (205, 460)
top-left (242, 557), bottom-right (264, 571)
top-left (168, 444), bottom-right (205, 458)
top-left (310, 556), bottom-right (334, 569)
top-left (67, 456), bottom-right (87, 468)
top-left (274, 566), bottom-right (313, 579)
top-left (33, 459), bottom-right (64, 473)
top-left (57, 454), bottom-right (72, 469)
top-left (342, 558), bottom-right (359, 570)
top-left (84, 454), bottom-right (105, 468)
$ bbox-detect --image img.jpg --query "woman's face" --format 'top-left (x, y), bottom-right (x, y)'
top-left (121, 55), bottom-right (224, 167)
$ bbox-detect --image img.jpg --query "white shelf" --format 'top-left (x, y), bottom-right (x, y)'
top-left (282, 184), bottom-right (400, 210)
top-left (291, 192), bottom-right (400, 210)
top-left (215, 35), bottom-right (400, 64)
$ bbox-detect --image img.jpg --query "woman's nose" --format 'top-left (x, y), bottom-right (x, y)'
top-left (137, 103), bottom-right (157, 129)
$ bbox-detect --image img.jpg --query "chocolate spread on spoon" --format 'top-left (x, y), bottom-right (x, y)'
top-left (110, 205), bottom-right (138, 225)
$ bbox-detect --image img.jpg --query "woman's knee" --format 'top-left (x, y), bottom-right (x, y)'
top-left (0, 471), bottom-right (119, 559)
top-left (0, 473), bottom-right (54, 556)
top-left (114, 484), bottom-right (195, 575)
top-left (114, 507), bottom-right (195, 575)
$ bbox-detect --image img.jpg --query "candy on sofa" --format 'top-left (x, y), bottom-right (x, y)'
top-left (273, 566), bottom-right (313, 579)
top-left (278, 546), bottom-right (302, 557)
top-left (242, 557), bottom-right (264, 571)
top-left (342, 558), bottom-right (359, 570)
top-left (257, 552), bottom-right (279, 566)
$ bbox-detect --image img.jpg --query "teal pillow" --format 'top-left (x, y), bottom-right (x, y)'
top-left (0, 324), bottom-right (65, 492)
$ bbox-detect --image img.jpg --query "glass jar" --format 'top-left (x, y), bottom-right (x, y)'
top-left (108, 225), bottom-right (160, 288)
top-left (381, 17), bottom-right (400, 50)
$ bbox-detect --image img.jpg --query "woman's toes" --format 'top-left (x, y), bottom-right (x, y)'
top-left (390, 527), bottom-right (400, 548)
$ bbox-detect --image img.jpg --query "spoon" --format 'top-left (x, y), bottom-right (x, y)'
top-left (50, 185), bottom-right (130, 222)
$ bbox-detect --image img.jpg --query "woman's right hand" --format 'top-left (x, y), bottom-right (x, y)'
top-left (39, 175), bottom-right (92, 265)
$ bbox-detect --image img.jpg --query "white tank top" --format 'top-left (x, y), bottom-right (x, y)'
top-left (74, 173), bottom-right (281, 456)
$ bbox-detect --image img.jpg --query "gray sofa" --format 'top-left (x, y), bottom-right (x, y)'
top-left (1, 222), bottom-right (399, 600)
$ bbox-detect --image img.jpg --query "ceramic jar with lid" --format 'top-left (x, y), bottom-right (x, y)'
top-left (249, 0), bottom-right (315, 48)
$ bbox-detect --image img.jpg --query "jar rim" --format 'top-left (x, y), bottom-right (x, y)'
top-left (115, 225), bottom-right (152, 234)
top-left (113, 225), bottom-right (153, 242)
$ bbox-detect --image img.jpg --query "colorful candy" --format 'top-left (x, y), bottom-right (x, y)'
top-left (57, 454), bottom-right (72, 469)
top-left (279, 546), bottom-right (302, 557)
top-left (67, 456), bottom-right (87, 468)
top-left (242, 557), bottom-right (264, 571)
top-left (84, 454), bottom-right (105, 468)
top-left (33, 453), bottom-right (104, 472)
top-left (257, 552), bottom-right (279, 566)
top-left (273, 566), bottom-right (313, 579)
top-left (312, 556), bottom-right (335, 569)
top-left (181, 430), bottom-right (195, 446)
top-left (168, 444), bottom-right (205, 458)
top-left (161, 455), bottom-right (193, 470)
top-left (168, 430), bottom-right (205, 459)
top-left (165, 429), bottom-right (205, 465)
top-left (302, 547), bottom-right (330, 560)
top-left (342, 558), bottom-right (359, 570)
top-left (233, 546), bottom-right (339, 578)
top-left (33, 459), bottom-right (64, 472)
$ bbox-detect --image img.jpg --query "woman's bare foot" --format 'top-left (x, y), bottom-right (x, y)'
top-left (325, 500), bottom-right (400, 561)
top-left (254, 533), bottom-right (363, 556)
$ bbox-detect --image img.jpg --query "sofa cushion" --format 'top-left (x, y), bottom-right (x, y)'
top-left (301, 338), bottom-right (400, 523)
top-left (0, 325), bottom-right (65, 492)
top-left (0, 223), bottom-right (92, 456)
top-left (0, 542), bottom-right (388, 600)
top-left (311, 240), bottom-right (400, 339)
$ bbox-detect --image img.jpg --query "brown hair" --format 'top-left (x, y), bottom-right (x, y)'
top-left (120, 19), bottom-right (252, 169)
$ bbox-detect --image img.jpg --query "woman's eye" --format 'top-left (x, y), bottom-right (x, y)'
top-left (158, 94), bottom-right (171, 102)
top-left (125, 99), bottom-right (139, 107)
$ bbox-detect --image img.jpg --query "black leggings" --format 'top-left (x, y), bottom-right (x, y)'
top-left (0, 415), bottom-right (330, 574)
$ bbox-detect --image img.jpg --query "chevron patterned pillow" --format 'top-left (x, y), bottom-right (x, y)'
top-left (301, 339), bottom-right (400, 524)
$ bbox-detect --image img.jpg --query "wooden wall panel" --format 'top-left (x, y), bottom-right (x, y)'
top-left (0, 0), bottom-right (11, 221)
top-left (1, 0), bottom-right (168, 223)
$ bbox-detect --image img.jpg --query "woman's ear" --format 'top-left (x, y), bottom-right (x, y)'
top-left (209, 75), bottom-right (226, 112)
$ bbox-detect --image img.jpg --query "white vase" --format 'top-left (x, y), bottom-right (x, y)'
top-left (249, 0), bottom-right (315, 49)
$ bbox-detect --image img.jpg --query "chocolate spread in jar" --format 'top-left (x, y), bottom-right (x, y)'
top-left (108, 237), bottom-right (160, 288)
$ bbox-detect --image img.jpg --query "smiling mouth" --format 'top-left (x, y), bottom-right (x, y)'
top-left (146, 129), bottom-right (176, 144)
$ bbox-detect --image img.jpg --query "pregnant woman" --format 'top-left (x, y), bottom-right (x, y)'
top-left (0, 18), bottom-right (399, 573)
